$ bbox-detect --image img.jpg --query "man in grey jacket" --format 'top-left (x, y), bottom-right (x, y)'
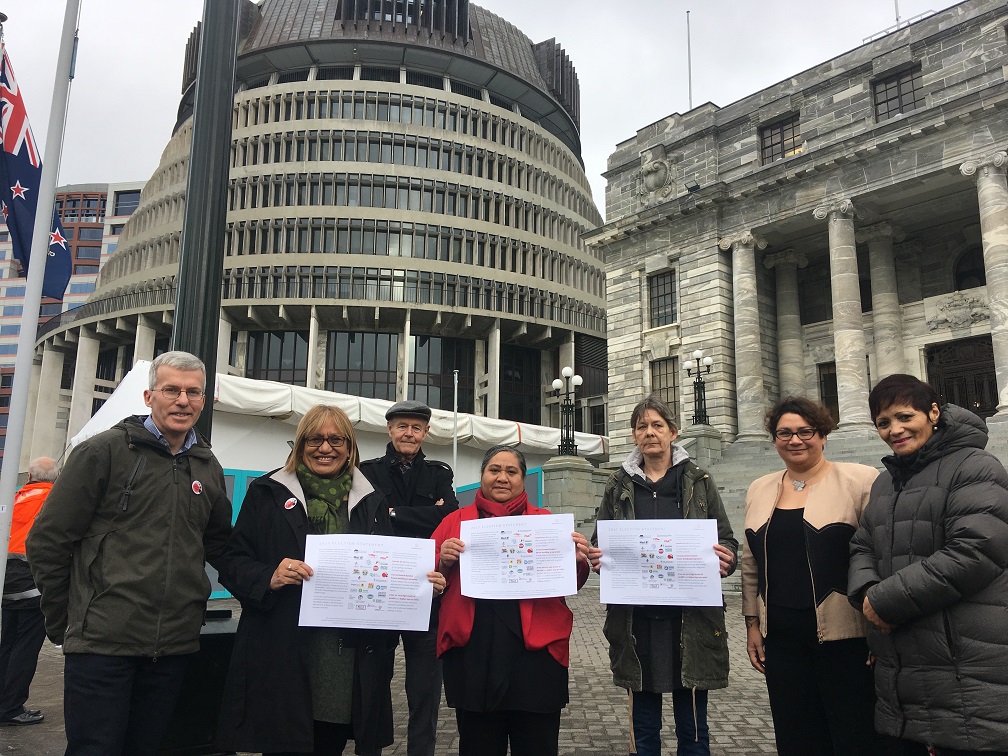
top-left (27, 351), bottom-right (233, 756)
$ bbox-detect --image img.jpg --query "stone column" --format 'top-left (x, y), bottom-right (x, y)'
top-left (961, 151), bottom-right (1008, 416)
top-left (305, 308), bottom-right (319, 389)
top-left (22, 352), bottom-right (43, 468)
top-left (763, 250), bottom-right (808, 396)
top-left (718, 230), bottom-right (768, 441)
top-left (486, 318), bottom-right (501, 418)
top-left (856, 221), bottom-right (907, 379)
top-left (813, 199), bottom-right (874, 431)
top-left (397, 310), bottom-right (412, 401)
top-left (133, 315), bottom-right (156, 366)
top-left (31, 343), bottom-right (64, 461)
top-left (68, 328), bottom-right (101, 441)
top-left (217, 316), bottom-right (233, 378)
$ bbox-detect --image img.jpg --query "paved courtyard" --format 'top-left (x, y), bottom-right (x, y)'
top-left (0, 580), bottom-right (776, 755)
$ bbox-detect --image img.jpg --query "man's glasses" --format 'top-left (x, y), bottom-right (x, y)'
top-left (158, 386), bottom-right (206, 401)
top-left (774, 427), bottom-right (817, 441)
top-left (304, 434), bottom-right (348, 449)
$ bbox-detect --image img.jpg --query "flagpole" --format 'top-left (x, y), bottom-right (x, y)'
top-left (0, 0), bottom-right (80, 602)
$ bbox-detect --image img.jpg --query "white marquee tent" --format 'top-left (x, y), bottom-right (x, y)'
top-left (71, 362), bottom-right (609, 491)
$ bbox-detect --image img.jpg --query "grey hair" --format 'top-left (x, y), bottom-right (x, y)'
top-left (149, 351), bottom-right (206, 390)
top-left (28, 457), bottom-right (59, 483)
top-left (480, 445), bottom-right (526, 477)
top-left (630, 394), bottom-right (678, 433)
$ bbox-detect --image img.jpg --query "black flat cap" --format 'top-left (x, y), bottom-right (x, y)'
top-left (385, 400), bottom-right (432, 422)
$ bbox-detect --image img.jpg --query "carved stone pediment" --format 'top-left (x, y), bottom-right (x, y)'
top-left (924, 291), bottom-right (990, 332)
top-left (636, 144), bottom-right (675, 209)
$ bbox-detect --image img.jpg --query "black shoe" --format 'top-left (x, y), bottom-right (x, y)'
top-left (0, 710), bottom-right (44, 725)
top-left (23, 708), bottom-right (41, 717)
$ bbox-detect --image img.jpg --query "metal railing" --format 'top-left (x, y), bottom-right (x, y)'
top-left (36, 286), bottom-right (177, 340)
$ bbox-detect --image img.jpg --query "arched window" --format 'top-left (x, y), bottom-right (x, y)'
top-left (955, 246), bottom-right (986, 290)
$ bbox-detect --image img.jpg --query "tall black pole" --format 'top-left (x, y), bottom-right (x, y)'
top-left (172, 0), bottom-right (239, 441)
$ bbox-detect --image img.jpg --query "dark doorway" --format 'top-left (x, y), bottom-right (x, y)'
top-left (926, 335), bottom-right (997, 418)
top-left (818, 362), bottom-right (840, 428)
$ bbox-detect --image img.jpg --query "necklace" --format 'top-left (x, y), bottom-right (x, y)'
top-left (788, 458), bottom-right (827, 492)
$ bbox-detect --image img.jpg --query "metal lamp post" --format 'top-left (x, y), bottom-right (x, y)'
top-left (683, 349), bottom-right (714, 425)
top-left (552, 366), bottom-right (583, 456)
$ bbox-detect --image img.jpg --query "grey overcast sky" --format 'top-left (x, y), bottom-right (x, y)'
top-left (11, 0), bottom-right (962, 220)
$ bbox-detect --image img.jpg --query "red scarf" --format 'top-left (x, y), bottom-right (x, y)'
top-left (473, 487), bottom-right (528, 518)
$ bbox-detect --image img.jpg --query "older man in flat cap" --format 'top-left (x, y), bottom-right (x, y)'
top-left (360, 400), bottom-right (458, 756)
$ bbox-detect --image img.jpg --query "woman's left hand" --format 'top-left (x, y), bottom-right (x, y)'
top-left (572, 532), bottom-right (591, 566)
top-left (713, 544), bottom-right (735, 577)
top-left (862, 595), bottom-right (894, 635)
top-left (427, 571), bottom-right (446, 596)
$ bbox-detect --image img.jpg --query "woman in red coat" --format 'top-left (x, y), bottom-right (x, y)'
top-left (433, 444), bottom-right (591, 756)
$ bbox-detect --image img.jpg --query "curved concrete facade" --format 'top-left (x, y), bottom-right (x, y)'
top-left (33, 0), bottom-right (606, 453)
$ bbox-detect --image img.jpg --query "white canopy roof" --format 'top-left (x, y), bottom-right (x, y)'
top-left (71, 363), bottom-right (609, 463)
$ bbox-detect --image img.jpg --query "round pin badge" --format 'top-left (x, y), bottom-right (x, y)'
top-left (284, 498), bottom-right (298, 510)
top-left (192, 481), bottom-right (203, 495)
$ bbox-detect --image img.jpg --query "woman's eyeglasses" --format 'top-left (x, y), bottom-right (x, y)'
top-left (774, 428), bottom-right (817, 441)
top-left (304, 434), bottom-right (348, 448)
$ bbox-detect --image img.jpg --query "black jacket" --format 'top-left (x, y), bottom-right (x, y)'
top-left (216, 467), bottom-right (396, 754)
top-left (26, 415), bottom-right (233, 655)
top-left (848, 404), bottom-right (1008, 750)
top-left (360, 443), bottom-right (459, 539)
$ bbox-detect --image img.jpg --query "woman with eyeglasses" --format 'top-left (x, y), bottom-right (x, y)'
top-left (741, 396), bottom-right (888, 755)
top-left (216, 404), bottom-right (445, 756)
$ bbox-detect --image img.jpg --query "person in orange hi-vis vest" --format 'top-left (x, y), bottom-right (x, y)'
top-left (0, 457), bottom-right (58, 727)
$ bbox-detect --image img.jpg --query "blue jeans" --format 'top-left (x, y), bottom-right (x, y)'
top-left (631, 689), bottom-right (709, 756)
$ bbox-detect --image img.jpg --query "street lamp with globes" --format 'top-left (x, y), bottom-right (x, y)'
top-left (552, 366), bottom-right (583, 456)
top-left (682, 349), bottom-right (714, 425)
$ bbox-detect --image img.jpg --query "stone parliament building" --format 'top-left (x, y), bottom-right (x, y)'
top-left (589, 0), bottom-right (1008, 467)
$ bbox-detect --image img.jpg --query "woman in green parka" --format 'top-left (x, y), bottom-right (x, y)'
top-left (588, 395), bottom-right (738, 756)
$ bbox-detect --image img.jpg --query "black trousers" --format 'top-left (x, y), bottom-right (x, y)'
top-left (0, 604), bottom-right (47, 719)
top-left (455, 708), bottom-right (560, 756)
top-left (264, 719), bottom-right (381, 756)
top-left (63, 652), bottom-right (190, 756)
top-left (763, 607), bottom-right (886, 756)
top-left (398, 625), bottom-right (442, 756)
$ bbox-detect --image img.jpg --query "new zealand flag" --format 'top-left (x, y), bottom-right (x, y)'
top-left (0, 42), bottom-right (71, 300)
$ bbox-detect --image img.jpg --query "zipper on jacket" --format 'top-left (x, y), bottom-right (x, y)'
top-left (804, 528), bottom-right (823, 644)
top-left (942, 611), bottom-right (961, 681)
top-left (155, 456), bottom-right (181, 657)
top-left (760, 479), bottom-right (783, 635)
top-left (119, 455), bottom-right (147, 512)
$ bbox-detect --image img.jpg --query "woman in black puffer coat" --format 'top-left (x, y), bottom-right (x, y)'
top-left (849, 374), bottom-right (1008, 756)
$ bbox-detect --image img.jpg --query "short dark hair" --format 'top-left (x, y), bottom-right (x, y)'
top-left (764, 396), bottom-right (835, 439)
top-left (630, 394), bottom-right (678, 433)
top-left (480, 445), bottom-right (526, 478)
top-left (868, 374), bottom-right (939, 423)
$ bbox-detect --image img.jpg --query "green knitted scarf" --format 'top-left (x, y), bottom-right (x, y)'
top-left (297, 462), bottom-right (353, 535)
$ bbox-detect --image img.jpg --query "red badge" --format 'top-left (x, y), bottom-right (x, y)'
top-left (284, 498), bottom-right (298, 510)
top-left (191, 481), bottom-right (203, 495)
